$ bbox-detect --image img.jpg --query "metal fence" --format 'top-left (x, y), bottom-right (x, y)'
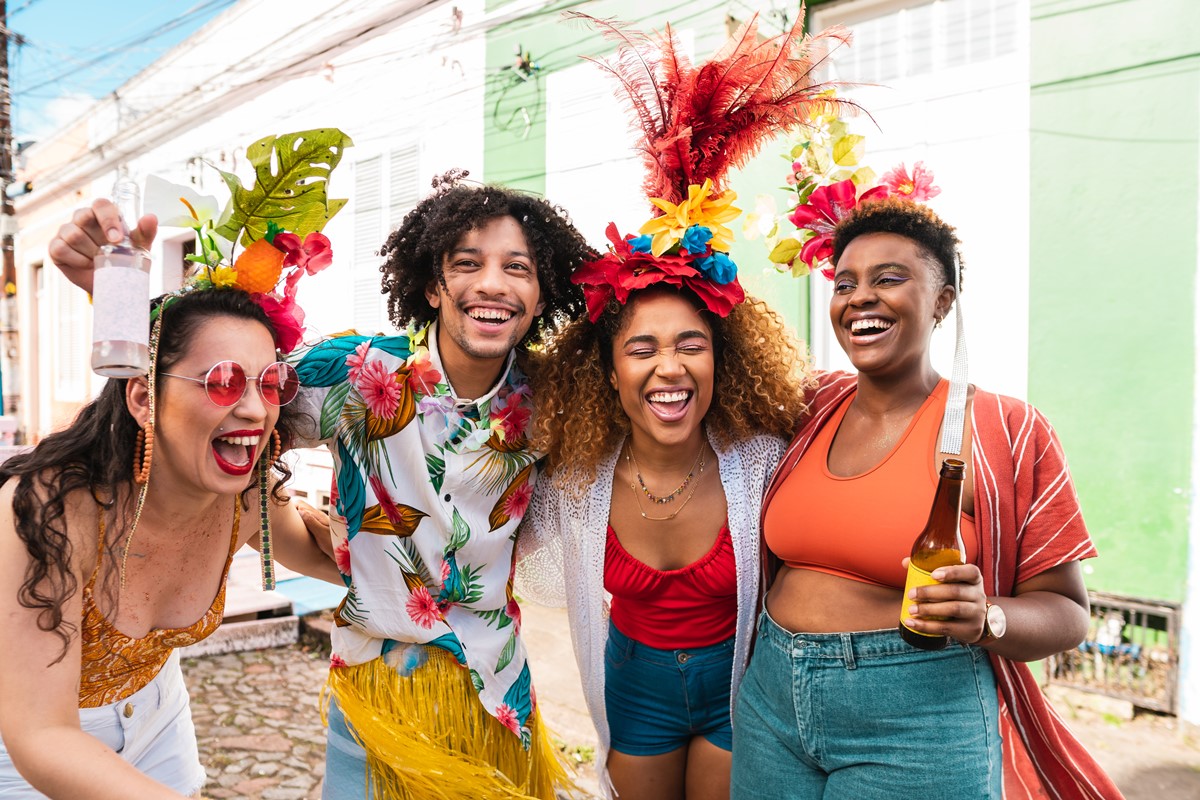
top-left (1044, 591), bottom-right (1182, 714)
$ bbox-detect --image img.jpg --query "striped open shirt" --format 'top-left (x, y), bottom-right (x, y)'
top-left (764, 371), bottom-right (1122, 800)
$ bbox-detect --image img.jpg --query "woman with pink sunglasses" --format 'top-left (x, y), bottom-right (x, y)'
top-left (0, 288), bottom-right (340, 799)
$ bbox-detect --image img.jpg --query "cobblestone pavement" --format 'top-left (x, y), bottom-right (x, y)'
top-left (183, 606), bottom-right (1199, 800)
top-left (183, 646), bottom-right (330, 800)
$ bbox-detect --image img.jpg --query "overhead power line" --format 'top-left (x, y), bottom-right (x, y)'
top-left (14, 0), bottom-right (237, 96)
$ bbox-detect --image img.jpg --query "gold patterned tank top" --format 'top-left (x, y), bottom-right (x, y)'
top-left (78, 500), bottom-right (240, 708)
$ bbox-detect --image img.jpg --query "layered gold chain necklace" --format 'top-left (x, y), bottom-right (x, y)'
top-left (625, 441), bottom-right (707, 521)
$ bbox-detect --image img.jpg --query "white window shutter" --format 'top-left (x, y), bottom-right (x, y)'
top-left (353, 155), bottom-right (384, 330)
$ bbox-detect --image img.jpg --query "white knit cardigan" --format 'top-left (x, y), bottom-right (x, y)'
top-left (516, 432), bottom-right (786, 797)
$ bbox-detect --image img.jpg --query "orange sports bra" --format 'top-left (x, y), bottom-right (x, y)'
top-left (764, 379), bottom-right (977, 589)
top-left (78, 500), bottom-right (240, 708)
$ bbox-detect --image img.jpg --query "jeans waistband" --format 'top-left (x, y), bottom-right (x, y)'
top-left (609, 620), bottom-right (734, 666)
top-left (758, 608), bottom-right (973, 665)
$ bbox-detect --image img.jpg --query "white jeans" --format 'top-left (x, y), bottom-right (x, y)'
top-left (0, 650), bottom-right (207, 797)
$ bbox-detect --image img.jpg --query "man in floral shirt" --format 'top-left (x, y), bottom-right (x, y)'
top-left (291, 174), bottom-right (595, 798)
top-left (49, 172), bottom-right (595, 799)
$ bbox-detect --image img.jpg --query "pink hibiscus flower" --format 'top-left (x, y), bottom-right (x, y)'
top-left (333, 538), bottom-right (351, 576)
top-left (788, 180), bottom-right (889, 278)
top-left (405, 352), bottom-right (443, 395)
top-left (881, 161), bottom-right (941, 202)
top-left (330, 653), bottom-right (347, 668)
top-left (346, 340), bottom-right (371, 384)
top-left (406, 586), bottom-right (441, 629)
top-left (503, 481), bottom-right (534, 521)
top-left (356, 359), bottom-right (403, 418)
top-left (495, 703), bottom-right (521, 735)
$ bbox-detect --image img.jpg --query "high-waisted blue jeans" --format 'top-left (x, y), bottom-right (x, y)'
top-left (731, 610), bottom-right (1001, 799)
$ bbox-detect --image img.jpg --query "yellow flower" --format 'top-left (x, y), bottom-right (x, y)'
top-left (640, 179), bottom-right (740, 256)
top-left (210, 265), bottom-right (238, 288)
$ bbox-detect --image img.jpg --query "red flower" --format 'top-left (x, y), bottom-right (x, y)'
top-left (505, 596), bottom-right (523, 633)
top-left (330, 653), bottom-right (347, 668)
top-left (275, 231), bottom-right (334, 275)
top-left (406, 586), bottom-right (442, 629)
top-left (788, 180), bottom-right (889, 279)
top-left (490, 398), bottom-right (532, 442)
top-left (495, 703), bottom-right (521, 735)
top-left (405, 352), bottom-right (443, 395)
top-left (502, 481), bottom-right (534, 521)
top-left (572, 222), bottom-right (744, 321)
top-left (334, 537), bottom-right (351, 576)
top-left (250, 292), bottom-right (305, 354)
top-left (368, 475), bottom-right (405, 526)
top-left (881, 161), bottom-right (941, 202)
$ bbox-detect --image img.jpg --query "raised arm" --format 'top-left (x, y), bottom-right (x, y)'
top-left (47, 199), bottom-right (158, 294)
top-left (0, 481), bottom-right (186, 799)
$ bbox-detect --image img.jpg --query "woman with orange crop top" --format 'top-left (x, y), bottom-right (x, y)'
top-left (730, 187), bottom-right (1122, 798)
top-left (0, 280), bottom-right (340, 797)
top-left (515, 15), bottom-right (842, 800)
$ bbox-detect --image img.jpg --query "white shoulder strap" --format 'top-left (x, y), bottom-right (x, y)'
top-left (938, 254), bottom-right (968, 455)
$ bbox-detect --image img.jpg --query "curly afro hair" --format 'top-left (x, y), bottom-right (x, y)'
top-left (378, 171), bottom-right (597, 347)
top-left (530, 286), bottom-right (814, 491)
top-left (831, 197), bottom-right (964, 291)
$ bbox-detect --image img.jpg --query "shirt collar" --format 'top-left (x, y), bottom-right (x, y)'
top-left (424, 320), bottom-right (517, 410)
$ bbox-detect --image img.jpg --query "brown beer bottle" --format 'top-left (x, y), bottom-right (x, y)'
top-left (899, 458), bottom-right (966, 650)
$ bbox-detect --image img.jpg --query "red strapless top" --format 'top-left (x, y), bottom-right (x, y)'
top-left (604, 523), bottom-right (737, 649)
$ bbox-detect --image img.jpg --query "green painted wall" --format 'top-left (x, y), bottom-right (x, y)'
top-left (1029, 0), bottom-right (1199, 600)
top-left (483, 0), bottom-right (812, 340)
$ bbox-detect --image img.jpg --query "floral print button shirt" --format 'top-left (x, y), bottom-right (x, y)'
top-left (291, 322), bottom-right (539, 745)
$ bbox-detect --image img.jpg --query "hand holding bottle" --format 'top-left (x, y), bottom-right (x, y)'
top-left (900, 559), bottom-right (989, 645)
top-left (49, 198), bottom-right (158, 295)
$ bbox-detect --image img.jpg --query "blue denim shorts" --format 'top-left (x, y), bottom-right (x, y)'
top-left (605, 621), bottom-right (735, 756)
top-left (731, 610), bottom-right (1001, 799)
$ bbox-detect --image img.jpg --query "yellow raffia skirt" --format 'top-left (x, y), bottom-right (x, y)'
top-left (321, 648), bottom-right (577, 799)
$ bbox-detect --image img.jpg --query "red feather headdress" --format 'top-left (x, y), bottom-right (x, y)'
top-left (568, 9), bottom-right (855, 320)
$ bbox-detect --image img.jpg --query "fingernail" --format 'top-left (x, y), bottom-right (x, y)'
top-left (931, 570), bottom-right (944, 580)
top-left (908, 605), bottom-right (918, 616)
top-left (107, 227), bottom-right (122, 242)
top-left (907, 589), bottom-right (916, 599)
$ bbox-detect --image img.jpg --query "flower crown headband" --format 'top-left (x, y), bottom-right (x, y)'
top-left (759, 104), bottom-right (968, 455)
top-left (145, 128), bottom-right (353, 353)
top-left (755, 100), bottom-right (940, 279)
top-left (567, 10), bottom-right (852, 322)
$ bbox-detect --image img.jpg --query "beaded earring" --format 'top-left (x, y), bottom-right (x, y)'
top-left (256, 429), bottom-right (282, 591)
top-left (133, 424), bottom-right (154, 484)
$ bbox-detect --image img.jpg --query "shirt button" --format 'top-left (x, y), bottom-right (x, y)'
top-left (444, 494), bottom-right (451, 502)
top-left (123, 703), bottom-right (134, 718)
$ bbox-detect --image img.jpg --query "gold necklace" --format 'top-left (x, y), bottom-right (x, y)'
top-left (625, 444), bottom-right (707, 521)
top-left (626, 442), bottom-right (706, 504)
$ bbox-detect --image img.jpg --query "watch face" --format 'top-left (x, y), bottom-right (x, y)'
top-left (987, 604), bottom-right (1007, 639)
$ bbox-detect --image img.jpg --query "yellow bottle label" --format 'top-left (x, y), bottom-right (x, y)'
top-left (900, 562), bottom-right (944, 638)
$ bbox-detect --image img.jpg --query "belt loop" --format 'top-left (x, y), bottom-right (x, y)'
top-left (841, 633), bottom-right (857, 670)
